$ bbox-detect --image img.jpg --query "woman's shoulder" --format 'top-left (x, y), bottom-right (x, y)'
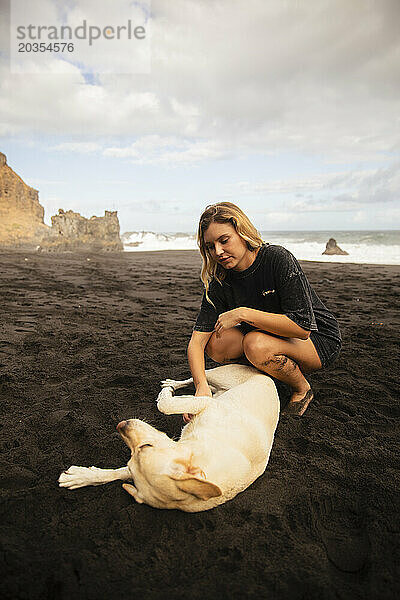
top-left (262, 243), bottom-right (297, 263)
top-left (261, 244), bottom-right (302, 277)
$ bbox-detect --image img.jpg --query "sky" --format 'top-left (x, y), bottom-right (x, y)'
top-left (0, 0), bottom-right (399, 234)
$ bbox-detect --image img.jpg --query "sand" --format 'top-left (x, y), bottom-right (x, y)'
top-left (0, 250), bottom-right (399, 600)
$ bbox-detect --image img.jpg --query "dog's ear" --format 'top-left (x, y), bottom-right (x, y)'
top-left (169, 459), bottom-right (222, 501)
top-left (172, 476), bottom-right (222, 500)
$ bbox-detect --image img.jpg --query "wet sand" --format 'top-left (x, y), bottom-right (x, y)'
top-left (0, 250), bottom-right (399, 599)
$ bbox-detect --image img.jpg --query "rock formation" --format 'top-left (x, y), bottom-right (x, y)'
top-left (0, 151), bottom-right (123, 252)
top-left (38, 209), bottom-right (123, 253)
top-left (322, 238), bottom-right (349, 256)
top-left (0, 152), bottom-right (49, 247)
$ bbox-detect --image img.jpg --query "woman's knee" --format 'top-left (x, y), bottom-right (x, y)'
top-left (243, 331), bottom-right (276, 364)
top-left (205, 334), bottom-right (223, 362)
top-left (205, 328), bottom-right (244, 363)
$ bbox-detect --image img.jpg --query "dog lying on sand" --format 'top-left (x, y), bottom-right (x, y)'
top-left (58, 364), bottom-right (280, 512)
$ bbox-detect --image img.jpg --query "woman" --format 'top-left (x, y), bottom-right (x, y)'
top-left (185, 202), bottom-right (341, 421)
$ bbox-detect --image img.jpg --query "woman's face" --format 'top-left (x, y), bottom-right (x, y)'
top-left (203, 221), bottom-right (255, 272)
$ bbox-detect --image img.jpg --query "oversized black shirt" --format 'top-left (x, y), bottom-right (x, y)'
top-left (193, 244), bottom-right (341, 345)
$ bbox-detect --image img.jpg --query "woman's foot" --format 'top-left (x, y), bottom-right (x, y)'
top-left (284, 387), bottom-right (314, 416)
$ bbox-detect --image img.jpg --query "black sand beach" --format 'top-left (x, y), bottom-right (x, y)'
top-left (0, 250), bottom-right (399, 600)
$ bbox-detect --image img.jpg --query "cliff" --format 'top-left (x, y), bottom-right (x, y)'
top-left (38, 209), bottom-right (123, 253)
top-left (0, 152), bottom-right (49, 247)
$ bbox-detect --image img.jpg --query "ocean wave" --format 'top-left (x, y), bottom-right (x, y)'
top-left (121, 230), bottom-right (400, 264)
top-left (280, 241), bottom-right (400, 265)
top-left (122, 231), bottom-right (197, 252)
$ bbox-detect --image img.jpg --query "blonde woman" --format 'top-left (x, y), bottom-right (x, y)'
top-left (185, 202), bottom-right (341, 421)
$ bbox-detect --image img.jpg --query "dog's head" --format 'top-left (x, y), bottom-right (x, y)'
top-left (117, 419), bottom-right (222, 509)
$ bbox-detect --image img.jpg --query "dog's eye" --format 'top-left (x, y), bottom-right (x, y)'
top-left (139, 443), bottom-right (153, 450)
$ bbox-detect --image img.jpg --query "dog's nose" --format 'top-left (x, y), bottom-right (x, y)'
top-left (117, 420), bottom-right (127, 431)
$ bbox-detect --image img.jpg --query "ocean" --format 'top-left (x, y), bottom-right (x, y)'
top-left (121, 230), bottom-right (400, 265)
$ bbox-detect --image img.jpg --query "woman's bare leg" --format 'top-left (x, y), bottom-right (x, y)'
top-left (204, 327), bottom-right (321, 415)
top-left (205, 327), bottom-right (245, 363)
top-left (242, 331), bottom-right (322, 415)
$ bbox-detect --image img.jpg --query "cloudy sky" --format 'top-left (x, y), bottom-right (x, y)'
top-left (0, 0), bottom-right (399, 233)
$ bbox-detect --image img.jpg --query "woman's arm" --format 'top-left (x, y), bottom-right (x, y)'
top-left (241, 308), bottom-right (310, 339)
top-left (214, 307), bottom-right (310, 340)
top-left (187, 331), bottom-right (214, 396)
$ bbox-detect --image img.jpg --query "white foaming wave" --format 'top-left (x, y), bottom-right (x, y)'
top-left (121, 231), bottom-right (400, 264)
top-left (283, 241), bottom-right (400, 265)
top-left (123, 231), bottom-right (197, 252)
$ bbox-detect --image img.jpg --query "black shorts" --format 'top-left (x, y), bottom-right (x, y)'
top-left (309, 331), bottom-right (341, 368)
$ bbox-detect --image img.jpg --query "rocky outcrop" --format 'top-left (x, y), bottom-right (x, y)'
top-left (0, 151), bottom-right (123, 252)
top-left (0, 152), bottom-right (49, 247)
top-left (38, 209), bottom-right (123, 253)
top-left (322, 238), bottom-right (349, 256)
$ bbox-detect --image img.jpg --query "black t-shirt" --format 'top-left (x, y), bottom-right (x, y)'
top-left (194, 244), bottom-right (341, 345)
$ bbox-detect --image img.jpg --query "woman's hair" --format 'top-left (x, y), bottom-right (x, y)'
top-left (197, 202), bottom-right (264, 302)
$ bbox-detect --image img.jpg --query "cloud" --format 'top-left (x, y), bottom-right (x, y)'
top-left (223, 162), bottom-right (400, 211)
top-left (290, 198), bottom-right (361, 213)
top-left (51, 141), bottom-right (102, 153)
top-left (103, 135), bottom-right (229, 165)
top-left (0, 1), bottom-right (399, 231)
top-left (223, 172), bottom-right (360, 196)
top-left (0, 0), bottom-right (399, 165)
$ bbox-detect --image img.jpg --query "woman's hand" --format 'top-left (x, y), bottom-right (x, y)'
top-left (195, 382), bottom-right (212, 397)
top-left (214, 308), bottom-right (244, 338)
top-left (183, 382), bottom-right (212, 423)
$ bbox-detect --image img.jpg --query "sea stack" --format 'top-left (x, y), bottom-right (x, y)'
top-left (38, 209), bottom-right (123, 253)
top-left (322, 238), bottom-right (349, 256)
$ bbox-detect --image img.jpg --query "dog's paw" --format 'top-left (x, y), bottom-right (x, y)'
top-left (58, 465), bottom-right (99, 489)
top-left (160, 379), bottom-right (178, 389)
top-left (156, 386), bottom-right (175, 411)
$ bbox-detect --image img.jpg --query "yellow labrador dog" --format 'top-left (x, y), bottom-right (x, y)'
top-left (58, 364), bottom-right (280, 512)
